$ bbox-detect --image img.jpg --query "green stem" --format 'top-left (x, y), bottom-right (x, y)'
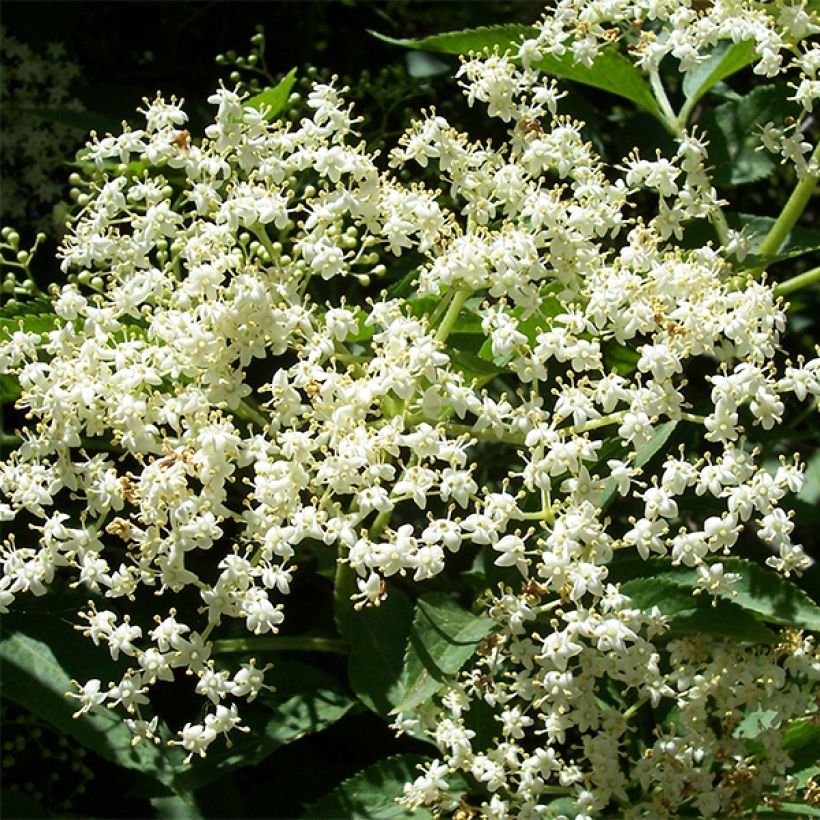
top-left (252, 225), bottom-right (278, 260)
top-left (435, 287), bottom-right (472, 343)
top-left (755, 142), bottom-right (820, 267)
top-left (211, 636), bottom-right (347, 655)
top-left (1, 433), bottom-right (21, 449)
top-left (775, 265), bottom-right (820, 297)
top-left (235, 397), bottom-right (269, 429)
top-left (648, 68), bottom-right (682, 137)
top-left (444, 423), bottom-right (524, 446)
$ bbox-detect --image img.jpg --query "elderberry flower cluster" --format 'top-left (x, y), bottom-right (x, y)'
top-left (1, 0), bottom-right (818, 813)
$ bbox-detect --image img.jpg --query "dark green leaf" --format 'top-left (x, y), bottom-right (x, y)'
top-left (372, 26), bottom-right (661, 118)
top-left (621, 577), bottom-right (778, 643)
top-left (394, 593), bottom-right (495, 714)
top-left (598, 420), bottom-right (678, 510)
top-left (0, 375), bottom-right (21, 404)
top-left (700, 85), bottom-right (798, 186)
top-left (303, 754), bottom-right (434, 819)
top-left (177, 661), bottom-right (355, 791)
top-left (0, 617), bottom-right (188, 792)
top-left (448, 349), bottom-right (503, 388)
top-left (347, 586), bottom-right (414, 716)
top-left (727, 213), bottom-right (820, 257)
top-left (782, 719), bottom-right (820, 772)
top-left (245, 68), bottom-right (297, 120)
top-left (604, 341), bottom-right (640, 376)
top-left (610, 556), bottom-right (820, 632)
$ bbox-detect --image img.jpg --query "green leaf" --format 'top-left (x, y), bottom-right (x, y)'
top-left (347, 586), bottom-right (414, 716)
top-left (245, 68), bottom-right (297, 120)
top-left (303, 754), bottom-right (434, 819)
top-left (530, 47), bottom-right (660, 117)
top-left (477, 288), bottom-right (564, 367)
top-left (177, 661), bottom-right (355, 791)
top-left (0, 375), bottom-right (21, 404)
top-left (734, 707), bottom-right (780, 739)
top-left (598, 420), bottom-right (678, 510)
top-left (700, 85), bottom-right (798, 186)
top-left (610, 556), bottom-right (820, 632)
top-left (448, 349), bottom-right (503, 388)
top-left (604, 341), bottom-right (640, 376)
top-left (394, 593), bottom-right (495, 714)
top-left (0, 616), bottom-right (189, 794)
top-left (372, 26), bottom-right (661, 118)
top-left (0, 297), bottom-right (58, 342)
top-left (370, 24), bottom-right (535, 59)
top-left (782, 718), bottom-right (820, 772)
top-left (682, 40), bottom-right (757, 110)
top-left (621, 577), bottom-right (778, 643)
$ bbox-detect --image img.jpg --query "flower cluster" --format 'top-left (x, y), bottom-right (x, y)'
top-left (1, 0), bottom-right (818, 814)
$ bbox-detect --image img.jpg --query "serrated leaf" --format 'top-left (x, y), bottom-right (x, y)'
top-left (303, 754), bottom-right (435, 819)
top-left (610, 556), bottom-right (820, 632)
top-left (347, 586), bottom-right (414, 716)
top-left (394, 593), bottom-right (495, 714)
top-left (245, 68), bottom-right (297, 121)
top-left (621, 577), bottom-right (778, 643)
top-left (598, 420), bottom-right (678, 510)
top-left (701, 85), bottom-right (798, 186)
top-left (0, 297), bottom-right (59, 345)
top-left (682, 40), bottom-right (758, 110)
top-left (176, 661), bottom-right (355, 792)
top-left (371, 24), bottom-right (535, 59)
top-left (373, 25), bottom-right (661, 118)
